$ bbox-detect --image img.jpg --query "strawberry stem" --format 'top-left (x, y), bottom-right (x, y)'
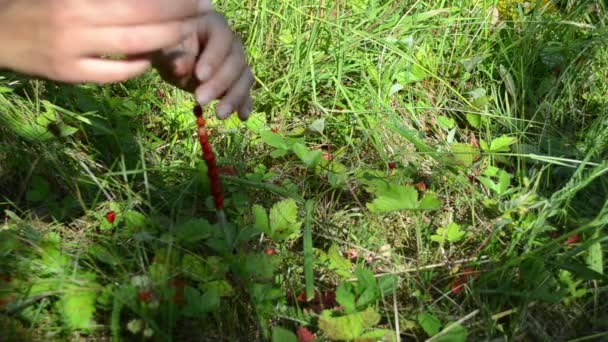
top-left (193, 105), bottom-right (232, 248)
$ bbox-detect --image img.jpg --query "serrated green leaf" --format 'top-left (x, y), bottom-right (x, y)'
top-left (367, 183), bottom-right (442, 213)
top-left (182, 286), bottom-right (217, 317)
top-left (419, 194), bottom-right (443, 210)
top-left (319, 307), bottom-right (381, 340)
top-left (488, 135), bottom-right (517, 152)
top-left (245, 112), bottom-right (266, 133)
top-left (260, 130), bottom-right (288, 149)
top-left (436, 323), bottom-right (467, 342)
top-left (356, 329), bottom-right (397, 342)
top-left (270, 148), bottom-right (289, 158)
top-left (586, 231), bottom-right (603, 275)
top-left (58, 286), bottom-right (97, 330)
top-left (451, 143), bottom-right (479, 167)
top-left (417, 313), bottom-right (441, 337)
top-left (272, 327), bottom-right (298, 342)
top-left (336, 283), bottom-right (357, 314)
top-left (292, 143), bottom-right (323, 168)
top-left (89, 245), bottom-right (121, 266)
top-left (123, 210), bottom-right (147, 233)
top-left (465, 113), bottom-right (481, 128)
top-left (378, 275), bottom-right (396, 296)
top-left (252, 205), bottom-right (270, 234)
top-left (174, 218), bottom-right (216, 242)
top-left (309, 118), bottom-right (325, 134)
top-left (328, 244), bottom-right (352, 278)
top-left (366, 184), bottom-right (417, 213)
top-left (437, 116), bottom-right (456, 130)
top-left (269, 199), bottom-right (301, 240)
top-left (355, 267), bottom-right (377, 293)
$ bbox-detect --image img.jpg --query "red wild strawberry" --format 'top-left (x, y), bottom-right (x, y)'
top-left (297, 326), bottom-right (316, 342)
top-left (388, 162), bottom-right (397, 170)
top-left (566, 234), bottom-right (581, 245)
top-left (271, 127), bottom-right (279, 133)
top-left (265, 248), bottom-right (277, 256)
top-left (451, 268), bottom-right (478, 295)
top-left (138, 290), bottom-right (154, 302)
top-left (106, 211), bottom-right (116, 224)
top-left (415, 182), bottom-right (427, 191)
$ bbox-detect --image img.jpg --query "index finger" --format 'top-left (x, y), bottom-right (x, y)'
top-left (64, 0), bottom-right (213, 26)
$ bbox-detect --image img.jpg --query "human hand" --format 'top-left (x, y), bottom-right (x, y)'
top-left (151, 12), bottom-right (255, 121)
top-left (0, 0), bottom-right (212, 83)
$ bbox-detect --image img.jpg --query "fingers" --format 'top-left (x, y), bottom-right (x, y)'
top-left (60, 58), bottom-right (152, 84)
top-left (68, 0), bottom-right (213, 25)
top-left (150, 34), bottom-right (200, 90)
top-left (194, 13), bottom-right (234, 82)
top-left (238, 97), bottom-right (253, 121)
top-left (76, 19), bottom-right (199, 56)
top-left (216, 69), bottom-right (255, 120)
top-left (195, 40), bottom-right (246, 106)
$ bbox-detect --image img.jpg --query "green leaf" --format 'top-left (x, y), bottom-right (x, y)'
top-left (252, 205), bottom-right (270, 234)
top-left (336, 283), bottom-right (357, 314)
top-left (58, 286), bottom-right (97, 330)
top-left (26, 176), bottom-right (51, 203)
top-left (89, 245), bottom-right (121, 266)
top-left (245, 112), bottom-right (266, 133)
top-left (586, 231), bottom-right (604, 275)
top-left (436, 323), bottom-right (467, 342)
top-left (309, 118), bottom-right (325, 134)
top-left (260, 130), bottom-right (289, 149)
top-left (356, 329), bottom-right (397, 342)
top-left (378, 275), bottom-right (397, 296)
top-left (319, 307), bottom-right (381, 340)
top-left (487, 135), bottom-right (517, 152)
top-left (272, 327), bottom-right (298, 342)
top-left (0, 231), bottom-right (19, 256)
top-left (367, 184), bottom-right (440, 213)
top-left (269, 199), bottom-right (302, 240)
top-left (431, 223), bottom-right (465, 243)
top-left (498, 170), bottom-right (511, 194)
top-left (417, 312), bottom-right (441, 337)
top-left (437, 116), bottom-right (456, 130)
top-left (123, 210), bottom-right (147, 233)
top-left (270, 148), bottom-right (289, 158)
top-left (292, 143), bottom-right (323, 168)
top-left (451, 143), bottom-right (479, 167)
top-left (328, 244), bottom-right (352, 278)
top-left (182, 286), bottom-right (220, 317)
top-left (465, 113), bottom-right (481, 128)
top-left (418, 194), bottom-right (443, 210)
top-left (367, 184), bottom-right (417, 212)
top-left (174, 218), bottom-right (216, 242)
top-left (355, 267), bottom-right (377, 293)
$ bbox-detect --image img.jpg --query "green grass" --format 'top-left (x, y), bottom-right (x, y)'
top-left (1, 0), bottom-right (607, 341)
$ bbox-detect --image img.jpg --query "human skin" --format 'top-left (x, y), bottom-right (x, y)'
top-left (0, 0), bottom-right (254, 120)
top-left (152, 12), bottom-right (254, 120)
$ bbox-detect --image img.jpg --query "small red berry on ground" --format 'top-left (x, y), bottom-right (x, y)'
top-left (265, 248), bottom-right (277, 256)
top-left (388, 162), bottom-right (397, 170)
top-left (138, 291), bottom-right (154, 302)
top-left (106, 211), bottom-right (116, 224)
top-left (297, 326), bottom-right (316, 342)
top-left (566, 234), bottom-right (581, 245)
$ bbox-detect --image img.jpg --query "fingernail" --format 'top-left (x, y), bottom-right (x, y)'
top-left (217, 104), bottom-right (233, 119)
top-left (196, 64), bottom-right (211, 82)
top-left (196, 89), bottom-right (213, 105)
